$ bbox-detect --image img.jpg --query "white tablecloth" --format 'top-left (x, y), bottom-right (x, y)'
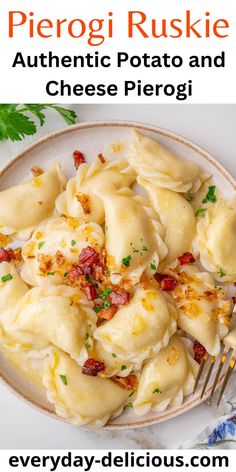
top-left (0, 104), bottom-right (235, 449)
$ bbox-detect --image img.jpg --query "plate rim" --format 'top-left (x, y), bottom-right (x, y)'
top-left (0, 119), bottom-right (235, 430)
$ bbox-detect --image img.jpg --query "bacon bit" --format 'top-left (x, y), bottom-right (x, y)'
top-left (113, 375), bottom-right (137, 390)
top-left (55, 251), bottom-right (65, 267)
top-left (110, 290), bottom-right (129, 305)
top-left (73, 150), bottom-right (85, 169)
top-left (31, 165), bottom-right (43, 177)
top-left (79, 246), bottom-right (100, 266)
top-left (193, 341), bottom-right (206, 364)
top-left (232, 297), bottom-right (236, 304)
top-left (76, 193), bottom-right (90, 215)
top-left (98, 304), bottom-right (118, 320)
top-left (98, 153), bottom-right (106, 164)
top-left (67, 266), bottom-right (83, 283)
top-left (82, 359), bottom-right (105, 376)
top-left (83, 283), bottom-right (97, 301)
top-left (0, 248), bottom-right (13, 263)
top-left (38, 254), bottom-right (52, 273)
top-left (93, 264), bottom-right (104, 281)
top-left (9, 248), bottom-right (23, 268)
top-left (159, 276), bottom-right (177, 291)
top-left (205, 290), bottom-right (214, 297)
top-left (178, 252), bottom-right (195, 265)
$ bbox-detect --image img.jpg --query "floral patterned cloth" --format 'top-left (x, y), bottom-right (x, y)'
top-left (181, 375), bottom-right (236, 449)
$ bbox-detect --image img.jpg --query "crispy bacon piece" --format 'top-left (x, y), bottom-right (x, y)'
top-left (178, 252), bottom-right (195, 265)
top-left (73, 150), bottom-right (85, 169)
top-left (98, 153), bottom-right (106, 163)
top-left (93, 264), bottom-right (104, 281)
top-left (55, 250), bottom-right (65, 267)
top-left (31, 165), bottom-right (43, 177)
top-left (79, 246), bottom-right (100, 266)
top-left (110, 290), bottom-right (129, 305)
top-left (76, 193), bottom-right (90, 215)
top-left (193, 341), bottom-right (206, 364)
top-left (98, 304), bottom-right (118, 320)
top-left (113, 375), bottom-right (137, 390)
top-left (82, 359), bottom-right (105, 376)
top-left (0, 247), bottom-right (13, 263)
top-left (68, 265), bottom-right (83, 283)
top-left (158, 275), bottom-right (177, 291)
top-left (83, 283), bottom-right (97, 301)
top-left (232, 297), bottom-right (236, 305)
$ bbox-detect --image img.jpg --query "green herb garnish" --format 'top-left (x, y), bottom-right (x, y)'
top-left (219, 268), bottom-right (226, 278)
top-left (94, 305), bottom-right (103, 313)
top-left (121, 365), bottom-right (127, 371)
top-left (38, 241), bottom-right (45, 250)
top-left (1, 274), bottom-right (13, 283)
top-left (122, 255), bottom-right (131, 267)
top-left (153, 387), bottom-right (162, 394)
top-left (47, 271), bottom-right (55, 276)
top-left (103, 300), bottom-right (111, 310)
top-left (112, 353), bottom-right (117, 358)
top-left (104, 268), bottom-right (110, 275)
top-left (63, 272), bottom-right (68, 277)
top-left (100, 287), bottom-right (112, 300)
top-left (85, 342), bottom-right (91, 349)
top-left (186, 191), bottom-right (194, 203)
top-left (126, 402), bottom-right (133, 408)
top-left (142, 245), bottom-right (148, 252)
top-left (0, 104), bottom-right (77, 142)
top-left (195, 208), bottom-right (207, 218)
top-left (71, 240), bottom-right (76, 247)
top-left (202, 185), bottom-right (217, 204)
top-left (129, 391), bottom-right (134, 398)
top-left (150, 261), bottom-right (157, 271)
top-left (59, 375), bottom-right (68, 386)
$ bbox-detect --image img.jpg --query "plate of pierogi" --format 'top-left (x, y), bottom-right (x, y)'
top-left (0, 121), bottom-right (235, 429)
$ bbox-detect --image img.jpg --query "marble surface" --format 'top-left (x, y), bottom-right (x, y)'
top-left (0, 104), bottom-right (235, 449)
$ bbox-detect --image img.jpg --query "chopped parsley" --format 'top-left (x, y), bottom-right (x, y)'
top-left (63, 272), bottom-right (68, 277)
top-left (85, 342), bottom-right (91, 349)
top-left (85, 274), bottom-right (98, 287)
top-left (195, 208), bottom-right (207, 218)
top-left (112, 353), bottom-right (117, 358)
top-left (202, 185), bottom-right (217, 204)
top-left (129, 391), bottom-right (134, 398)
top-left (59, 375), bottom-right (68, 386)
top-left (104, 268), bottom-right (110, 275)
top-left (122, 255), bottom-right (131, 267)
top-left (150, 261), bottom-right (157, 271)
top-left (103, 300), bottom-right (111, 310)
top-left (153, 387), bottom-right (162, 394)
top-left (47, 271), bottom-right (55, 276)
top-left (100, 287), bottom-right (112, 300)
top-left (219, 268), bottom-right (226, 278)
top-left (142, 245), bottom-right (148, 252)
top-left (71, 240), bottom-right (76, 246)
top-left (94, 305), bottom-right (103, 313)
top-left (186, 191), bottom-right (194, 203)
top-left (38, 241), bottom-right (45, 250)
top-left (121, 365), bottom-right (127, 371)
top-left (1, 274), bottom-right (13, 283)
top-left (85, 333), bottom-right (90, 340)
top-left (126, 402), bottom-right (133, 408)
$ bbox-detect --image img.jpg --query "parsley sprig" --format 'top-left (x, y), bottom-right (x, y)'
top-left (0, 104), bottom-right (77, 141)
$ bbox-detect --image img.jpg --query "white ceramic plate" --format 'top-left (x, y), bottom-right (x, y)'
top-left (0, 121), bottom-right (235, 430)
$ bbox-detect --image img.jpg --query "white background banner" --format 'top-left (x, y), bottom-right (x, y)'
top-left (0, 0), bottom-right (235, 103)
top-left (0, 450), bottom-right (236, 472)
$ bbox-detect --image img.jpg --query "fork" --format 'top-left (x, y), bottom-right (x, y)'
top-left (193, 328), bottom-right (236, 407)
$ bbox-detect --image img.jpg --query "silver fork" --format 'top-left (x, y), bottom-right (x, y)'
top-left (193, 328), bottom-right (236, 406)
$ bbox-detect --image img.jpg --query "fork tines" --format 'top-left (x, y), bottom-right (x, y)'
top-left (193, 347), bottom-right (235, 406)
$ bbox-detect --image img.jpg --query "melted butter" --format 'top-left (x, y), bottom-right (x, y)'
top-left (131, 315), bottom-right (146, 336)
top-left (0, 233), bottom-right (12, 246)
top-left (31, 176), bottom-right (43, 188)
top-left (0, 344), bottom-right (44, 389)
